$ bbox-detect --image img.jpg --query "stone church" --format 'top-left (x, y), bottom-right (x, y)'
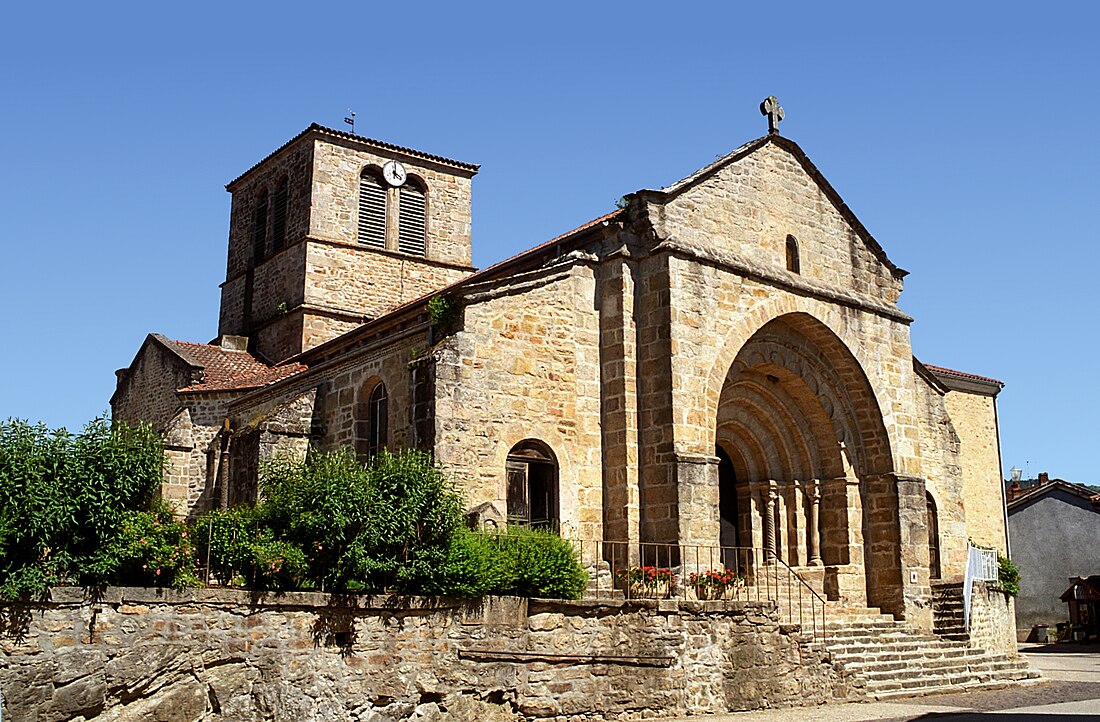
top-left (112, 101), bottom-right (1010, 631)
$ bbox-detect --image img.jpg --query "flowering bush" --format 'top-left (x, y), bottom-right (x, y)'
top-left (615, 566), bottom-right (676, 585)
top-left (90, 501), bottom-right (201, 589)
top-left (687, 568), bottom-right (744, 591)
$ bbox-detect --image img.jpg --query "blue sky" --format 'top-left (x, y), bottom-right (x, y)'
top-left (1, 2), bottom-right (1096, 482)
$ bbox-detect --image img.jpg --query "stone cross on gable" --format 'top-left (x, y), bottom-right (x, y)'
top-left (760, 96), bottom-right (784, 135)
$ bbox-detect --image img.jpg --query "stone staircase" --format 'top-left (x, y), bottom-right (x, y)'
top-left (818, 616), bottom-right (1039, 699)
top-left (931, 581), bottom-right (968, 640)
top-left (766, 577), bottom-right (1038, 699)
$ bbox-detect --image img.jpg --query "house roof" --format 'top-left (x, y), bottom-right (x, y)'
top-left (1007, 477), bottom-right (1100, 512)
top-left (1061, 576), bottom-right (1100, 603)
top-left (226, 123), bottom-right (480, 190)
top-left (155, 336), bottom-right (306, 394)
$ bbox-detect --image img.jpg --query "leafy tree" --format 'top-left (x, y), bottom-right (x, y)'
top-left (0, 417), bottom-right (165, 597)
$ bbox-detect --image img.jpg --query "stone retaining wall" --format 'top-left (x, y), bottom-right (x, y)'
top-left (0, 587), bottom-right (861, 721)
top-left (968, 581), bottom-right (1018, 658)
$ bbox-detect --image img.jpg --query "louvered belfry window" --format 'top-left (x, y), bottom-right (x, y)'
top-left (251, 190), bottom-right (268, 264)
top-left (358, 171), bottom-right (387, 248)
top-left (398, 183), bottom-right (427, 256)
top-left (271, 177), bottom-right (289, 252)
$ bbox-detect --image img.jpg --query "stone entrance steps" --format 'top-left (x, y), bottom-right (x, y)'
top-left (932, 581), bottom-right (969, 640)
top-left (817, 619), bottom-right (1038, 699)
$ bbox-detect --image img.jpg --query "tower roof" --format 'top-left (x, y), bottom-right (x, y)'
top-left (226, 123), bottom-right (480, 190)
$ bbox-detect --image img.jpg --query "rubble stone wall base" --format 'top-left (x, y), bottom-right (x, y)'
top-left (0, 587), bottom-right (862, 721)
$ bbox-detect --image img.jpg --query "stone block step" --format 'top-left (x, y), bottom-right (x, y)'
top-left (803, 601), bottom-right (1037, 698)
top-left (865, 666), bottom-right (1036, 695)
top-left (830, 647), bottom-right (976, 665)
top-left (825, 633), bottom-right (959, 647)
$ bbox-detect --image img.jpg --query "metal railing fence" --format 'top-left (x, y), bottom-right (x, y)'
top-left (566, 539), bottom-right (827, 644)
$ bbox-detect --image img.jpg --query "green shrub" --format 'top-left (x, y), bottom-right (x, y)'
top-left (249, 533), bottom-right (308, 590)
top-left (494, 527), bottom-right (588, 600)
top-left (193, 506), bottom-right (308, 590)
top-left (413, 528), bottom-right (506, 598)
top-left (88, 501), bottom-right (200, 589)
top-left (259, 448), bottom-right (464, 593)
top-left (998, 554), bottom-right (1020, 596)
top-left (193, 505), bottom-right (262, 586)
top-left (0, 417), bottom-right (163, 598)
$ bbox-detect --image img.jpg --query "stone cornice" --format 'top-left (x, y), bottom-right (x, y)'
top-left (659, 238), bottom-right (913, 325)
top-left (220, 235), bottom-right (476, 289)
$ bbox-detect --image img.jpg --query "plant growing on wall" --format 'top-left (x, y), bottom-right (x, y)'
top-left (427, 294), bottom-right (460, 335)
top-left (997, 554), bottom-right (1020, 596)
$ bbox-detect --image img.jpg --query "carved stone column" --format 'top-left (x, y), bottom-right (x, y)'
top-left (765, 479), bottom-right (778, 562)
top-left (808, 478), bottom-right (823, 566)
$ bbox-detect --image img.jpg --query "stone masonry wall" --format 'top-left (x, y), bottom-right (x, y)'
top-left (664, 254), bottom-right (920, 481)
top-left (303, 240), bottom-right (471, 333)
top-left (0, 588), bottom-right (860, 722)
top-left (112, 341), bottom-right (193, 432)
top-left (968, 581), bottom-right (1018, 658)
top-left (913, 375), bottom-right (968, 582)
top-left (225, 141), bottom-right (314, 282)
top-left (433, 263), bottom-right (605, 540)
top-left (943, 391), bottom-right (1007, 553)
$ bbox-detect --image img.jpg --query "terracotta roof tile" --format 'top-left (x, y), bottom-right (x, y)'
top-left (164, 339), bottom-right (307, 393)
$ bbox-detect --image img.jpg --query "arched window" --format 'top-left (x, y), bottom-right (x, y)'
top-left (927, 492), bottom-right (941, 580)
top-left (358, 169), bottom-right (386, 248)
top-left (272, 176), bottom-right (289, 252)
top-left (355, 379), bottom-right (389, 459)
top-left (252, 189), bottom-right (269, 264)
top-left (398, 180), bottom-right (427, 256)
top-left (366, 382), bottom-right (388, 458)
top-left (506, 440), bottom-right (559, 529)
top-left (785, 235), bottom-right (800, 274)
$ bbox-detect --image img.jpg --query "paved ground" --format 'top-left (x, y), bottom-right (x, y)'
top-left (658, 643), bottom-right (1100, 721)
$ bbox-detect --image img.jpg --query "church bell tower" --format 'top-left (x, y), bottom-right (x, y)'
top-left (218, 124), bottom-right (479, 363)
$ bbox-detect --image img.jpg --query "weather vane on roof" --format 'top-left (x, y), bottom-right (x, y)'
top-left (760, 96), bottom-right (784, 135)
top-left (344, 110), bottom-right (357, 135)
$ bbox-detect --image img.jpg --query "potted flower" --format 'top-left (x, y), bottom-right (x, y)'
top-left (687, 568), bottom-right (744, 600)
top-left (615, 566), bottom-right (676, 599)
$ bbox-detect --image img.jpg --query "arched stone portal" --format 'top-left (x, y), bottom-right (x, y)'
top-left (716, 313), bottom-right (904, 614)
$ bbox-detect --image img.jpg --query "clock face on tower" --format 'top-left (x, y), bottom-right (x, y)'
top-left (382, 160), bottom-right (407, 187)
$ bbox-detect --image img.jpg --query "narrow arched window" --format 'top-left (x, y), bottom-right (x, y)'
top-left (252, 189), bottom-right (269, 264)
top-left (398, 180), bottom-right (427, 256)
top-left (785, 235), bottom-right (800, 274)
top-left (358, 170), bottom-right (386, 248)
top-left (926, 492), bottom-right (941, 580)
top-left (506, 440), bottom-right (559, 530)
top-left (366, 382), bottom-right (388, 457)
top-left (272, 176), bottom-right (289, 252)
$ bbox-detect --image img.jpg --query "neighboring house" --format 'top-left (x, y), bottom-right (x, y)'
top-left (112, 104), bottom-right (1010, 632)
top-left (1007, 474), bottom-right (1100, 637)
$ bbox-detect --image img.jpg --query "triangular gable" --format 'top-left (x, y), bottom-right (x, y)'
top-left (110, 333), bottom-right (198, 407)
top-left (634, 134), bottom-right (906, 279)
